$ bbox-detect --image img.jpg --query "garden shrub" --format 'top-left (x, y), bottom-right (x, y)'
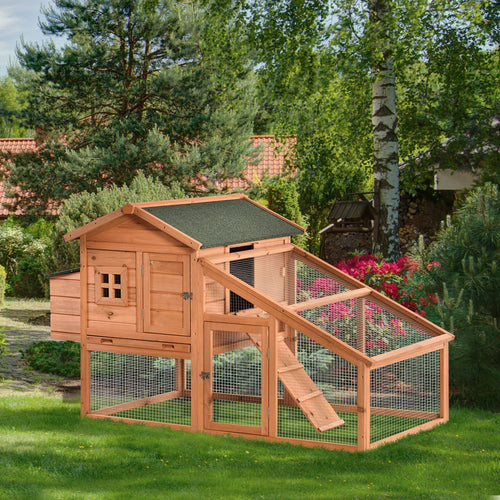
top-left (410, 184), bottom-right (500, 410)
top-left (267, 177), bottom-right (307, 248)
top-left (22, 341), bottom-right (81, 378)
top-left (0, 220), bottom-right (55, 297)
top-left (54, 172), bottom-right (186, 268)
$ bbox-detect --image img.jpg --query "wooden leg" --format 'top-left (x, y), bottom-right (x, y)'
top-left (357, 363), bottom-right (371, 451)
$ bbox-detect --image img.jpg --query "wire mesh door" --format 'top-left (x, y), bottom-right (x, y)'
top-left (203, 322), bottom-right (269, 436)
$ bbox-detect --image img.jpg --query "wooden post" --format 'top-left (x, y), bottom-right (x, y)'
top-left (80, 235), bottom-right (90, 416)
top-left (357, 363), bottom-right (371, 451)
top-left (136, 251), bottom-right (144, 333)
top-left (190, 254), bottom-right (205, 431)
top-left (175, 359), bottom-right (186, 394)
top-left (356, 298), bottom-right (366, 354)
top-left (440, 344), bottom-right (449, 421)
top-left (268, 318), bottom-right (278, 438)
top-left (261, 319), bottom-right (269, 436)
top-left (283, 325), bottom-right (297, 407)
top-left (203, 325), bottom-right (213, 430)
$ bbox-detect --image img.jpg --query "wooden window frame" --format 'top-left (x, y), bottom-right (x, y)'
top-left (95, 267), bottom-right (128, 306)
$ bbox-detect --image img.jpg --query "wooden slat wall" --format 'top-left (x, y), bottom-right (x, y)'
top-left (87, 215), bottom-right (185, 248)
top-left (50, 272), bottom-right (81, 342)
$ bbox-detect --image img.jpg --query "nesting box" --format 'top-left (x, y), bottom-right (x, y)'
top-left (49, 194), bottom-right (453, 451)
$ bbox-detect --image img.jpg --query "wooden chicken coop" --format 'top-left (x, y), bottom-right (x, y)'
top-left (49, 194), bottom-right (453, 451)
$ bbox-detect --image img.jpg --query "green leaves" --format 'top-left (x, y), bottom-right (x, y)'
top-left (8, 0), bottom-right (258, 211)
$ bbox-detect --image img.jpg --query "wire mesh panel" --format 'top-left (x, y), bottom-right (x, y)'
top-left (364, 299), bottom-right (434, 356)
top-left (211, 330), bottom-right (263, 428)
top-left (370, 350), bottom-right (441, 444)
top-left (277, 331), bottom-right (358, 445)
top-left (90, 351), bottom-right (191, 426)
top-left (295, 258), bottom-right (350, 303)
top-left (208, 250), bottom-right (354, 313)
top-left (298, 298), bottom-right (360, 349)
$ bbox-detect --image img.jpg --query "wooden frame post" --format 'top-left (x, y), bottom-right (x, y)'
top-left (356, 298), bottom-right (366, 354)
top-left (80, 235), bottom-right (90, 416)
top-left (268, 318), bottom-right (278, 438)
top-left (440, 344), bottom-right (449, 421)
top-left (190, 253), bottom-right (205, 431)
top-left (357, 363), bottom-right (371, 451)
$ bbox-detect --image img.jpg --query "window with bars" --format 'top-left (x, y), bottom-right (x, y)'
top-left (95, 267), bottom-right (128, 306)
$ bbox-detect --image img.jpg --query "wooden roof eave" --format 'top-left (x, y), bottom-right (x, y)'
top-left (64, 203), bottom-right (202, 250)
top-left (200, 257), bottom-right (371, 367)
top-left (133, 207), bottom-right (202, 250)
top-left (64, 206), bottom-right (129, 242)
top-left (131, 193), bottom-right (246, 209)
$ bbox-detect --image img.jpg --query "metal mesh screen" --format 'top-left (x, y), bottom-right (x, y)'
top-left (295, 258), bottom-right (350, 302)
top-left (90, 351), bottom-right (191, 426)
top-left (370, 350), bottom-right (441, 444)
top-left (206, 251), bottom-right (353, 313)
top-left (212, 330), bottom-right (262, 427)
top-left (277, 331), bottom-right (358, 445)
top-left (364, 299), bottom-right (433, 356)
top-left (206, 252), bottom-right (434, 357)
top-left (299, 298), bottom-right (359, 349)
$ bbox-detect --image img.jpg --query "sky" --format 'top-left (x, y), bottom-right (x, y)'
top-left (0, 0), bottom-right (52, 76)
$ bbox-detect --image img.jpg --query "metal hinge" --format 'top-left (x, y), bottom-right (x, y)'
top-left (182, 292), bottom-right (193, 300)
top-left (200, 371), bottom-right (210, 380)
top-left (141, 264), bottom-right (144, 276)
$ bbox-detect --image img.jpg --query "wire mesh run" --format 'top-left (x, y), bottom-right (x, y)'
top-left (212, 330), bottom-right (262, 427)
top-left (370, 350), bottom-right (441, 444)
top-left (90, 351), bottom-right (191, 426)
top-left (277, 331), bottom-right (358, 445)
top-left (201, 249), bottom-right (451, 449)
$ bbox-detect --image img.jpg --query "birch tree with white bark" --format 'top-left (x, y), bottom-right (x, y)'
top-left (369, 0), bottom-right (400, 259)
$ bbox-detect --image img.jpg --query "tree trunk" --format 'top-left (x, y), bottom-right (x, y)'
top-left (369, 0), bottom-right (400, 260)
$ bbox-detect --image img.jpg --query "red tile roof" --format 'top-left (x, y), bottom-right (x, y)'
top-left (0, 135), bottom-right (295, 217)
top-left (0, 139), bottom-right (38, 216)
top-left (0, 138), bottom-right (37, 154)
top-left (221, 135), bottom-right (295, 190)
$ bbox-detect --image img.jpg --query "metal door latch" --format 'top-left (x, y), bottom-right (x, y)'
top-left (200, 372), bottom-right (210, 380)
top-left (182, 292), bottom-right (193, 300)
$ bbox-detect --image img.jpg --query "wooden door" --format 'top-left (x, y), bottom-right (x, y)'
top-left (143, 253), bottom-right (191, 335)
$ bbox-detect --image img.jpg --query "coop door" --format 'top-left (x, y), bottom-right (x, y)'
top-left (143, 253), bottom-right (191, 335)
top-left (203, 322), bottom-right (268, 436)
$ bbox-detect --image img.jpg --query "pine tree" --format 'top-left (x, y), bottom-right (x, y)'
top-left (4, 0), bottom-right (258, 212)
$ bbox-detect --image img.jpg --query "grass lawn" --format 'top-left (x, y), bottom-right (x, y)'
top-left (0, 395), bottom-right (498, 499)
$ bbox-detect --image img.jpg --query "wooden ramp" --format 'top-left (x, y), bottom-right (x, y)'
top-left (247, 333), bottom-right (344, 433)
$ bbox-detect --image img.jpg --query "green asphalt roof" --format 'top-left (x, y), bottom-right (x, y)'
top-left (143, 198), bottom-right (304, 248)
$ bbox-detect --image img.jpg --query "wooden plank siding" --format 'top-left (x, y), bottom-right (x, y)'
top-left (50, 272), bottom-right (81, 342)
top-left (143, 253), bottom-right (191, 336)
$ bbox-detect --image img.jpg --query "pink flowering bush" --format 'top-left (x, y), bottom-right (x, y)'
top-left (335, 254), bottom-right (440, 316)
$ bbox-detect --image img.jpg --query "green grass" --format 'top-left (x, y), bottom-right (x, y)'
top-left (0, 395), bottom-right (498, 499)
top-left (112, 398), bottom-right (427, 446)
